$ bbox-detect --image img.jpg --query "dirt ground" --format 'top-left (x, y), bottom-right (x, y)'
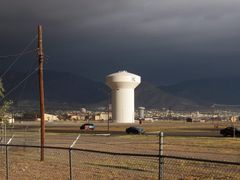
top-left (0, 121), bottom-right (239, 179)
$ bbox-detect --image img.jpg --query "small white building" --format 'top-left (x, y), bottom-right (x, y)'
top-left (1, 114), bottom-right (15, 124)
top-left (69, 114), bottom-right (85, 121)
top-left (93, 112), bottom-right (112, 121)
top-left (37, 113), bottom-right (59, 122)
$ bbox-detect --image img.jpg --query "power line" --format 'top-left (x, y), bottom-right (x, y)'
top-left (0, 67), bottom-right (39, 103)
top-left (0, 35), bottom-right (37, 79)
top-left (16, 57), bottom-right (38, 103)
top-left (0, 49), bottom-right (37, 59)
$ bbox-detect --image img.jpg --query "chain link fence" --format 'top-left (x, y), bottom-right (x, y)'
top-left (163, 156), bottom-right (240, 180)
top-left (71, 149), bottom-right (158, 180)
top-left (0, 133), bottom-right (239, 180)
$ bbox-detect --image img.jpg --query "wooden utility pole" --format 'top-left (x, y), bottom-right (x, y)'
top-left (107, 93), bottom-right (110, 132)
top-left (38, 25), bottom-right (45, 161)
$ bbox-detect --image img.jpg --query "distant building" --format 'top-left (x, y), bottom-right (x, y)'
top-left (69, 114), bottom-right (85, 121)
top-left (1, 113), bottom-right (14, 124)
top-left (93, 112), bottom-right (112, 121)
top-left (36, 113), bottom-right (59, 122)
top-left (230, 116), bottom-right (238, 123)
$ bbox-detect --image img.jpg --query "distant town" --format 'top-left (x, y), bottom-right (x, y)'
top-left (4, 107), bottom-right (239, 125)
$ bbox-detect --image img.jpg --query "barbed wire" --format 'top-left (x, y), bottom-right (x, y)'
top-left (0, 49), bottom-right (37, 59)
top-left (0, 67), bottom-right (39, 103)
top-left (0, 35), bottom-right (37, 79)
top-left (16, 57), bottom-right (39, 103)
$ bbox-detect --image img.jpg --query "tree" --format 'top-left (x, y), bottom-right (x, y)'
top-left (0, 79), bottom-right (4, 98)
top-left (0, 79), bottom-right (12, 125)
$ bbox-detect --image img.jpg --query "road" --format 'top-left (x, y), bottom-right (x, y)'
top-left (9, 121), bottom-right (222, 137)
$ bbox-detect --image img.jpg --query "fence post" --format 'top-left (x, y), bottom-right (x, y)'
top-left (69, 148), bottom-right (72, 180)
top-left (5, 144), bottom-right (8, 180)
top-left (159, 132), bottom-right (164, 180)
top-left (5, 135), bottom-right (14, 180)
top-left (24, 127), bottom-right (27, 151)
top-left (1, 125), bottom-right (3, 153)
top-left (4, 124), bottom-right (6, 144)
top-left (69, 134), bottom-right (81, 180)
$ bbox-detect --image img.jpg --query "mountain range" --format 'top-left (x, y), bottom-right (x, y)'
top-left (159, 77), bottom-right (240, 106)
top-left (2, 71), bottom-right (240, 111)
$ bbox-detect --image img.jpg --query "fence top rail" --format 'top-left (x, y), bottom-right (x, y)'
top-left (0, 143), bottom-right (158, 157)
top-left (163, 155), bottom-right (240, 166)
top-left (71, 147), bottom-right (159, 157)
top-left (0, 143), bottom-right (239, 165)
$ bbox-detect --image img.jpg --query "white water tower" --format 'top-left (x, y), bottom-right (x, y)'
top-left (138, 107), bottom-right (145, 120)
top-left (106, 71), bottom-right (141, 123)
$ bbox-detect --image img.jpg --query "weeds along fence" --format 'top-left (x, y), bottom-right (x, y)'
top-left (0, 134), bottom-right (239, 180)
top-left (0, 144), bottom-right (159, 180)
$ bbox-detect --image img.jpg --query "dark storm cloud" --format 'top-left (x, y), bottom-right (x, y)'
top-left (1, 0), bottom-right (240, 84)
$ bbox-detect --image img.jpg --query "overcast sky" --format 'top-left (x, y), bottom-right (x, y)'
top-left (1, 0), bottom-right (240, 84)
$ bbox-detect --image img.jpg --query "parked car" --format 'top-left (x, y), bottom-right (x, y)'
top-left (80, 123), bottom-right (95, 130)
top-left (220, 126), bottom-right (240, 137)
top-left (126, 127), bottom-right (145, 134)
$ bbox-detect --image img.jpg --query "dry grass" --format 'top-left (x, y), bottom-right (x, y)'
top-left (0, 121), bottom-right (239, 179)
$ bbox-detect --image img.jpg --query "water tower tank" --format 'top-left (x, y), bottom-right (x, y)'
top-left (80, 108), bottom-right (87, 114)
top-left (106, 71), bottom-right (141, 123)
top-left (138, 107), bottom-right (145, 120)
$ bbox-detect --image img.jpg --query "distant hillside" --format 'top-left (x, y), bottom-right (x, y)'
top-left (159, 77), bottom-right (240, 105)
top-left (1, 70), bottom-right (201, 110)
top-left (1, 71), bottom-right (109, 110)
top-left (135, 82), bottom-right (200, 110)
